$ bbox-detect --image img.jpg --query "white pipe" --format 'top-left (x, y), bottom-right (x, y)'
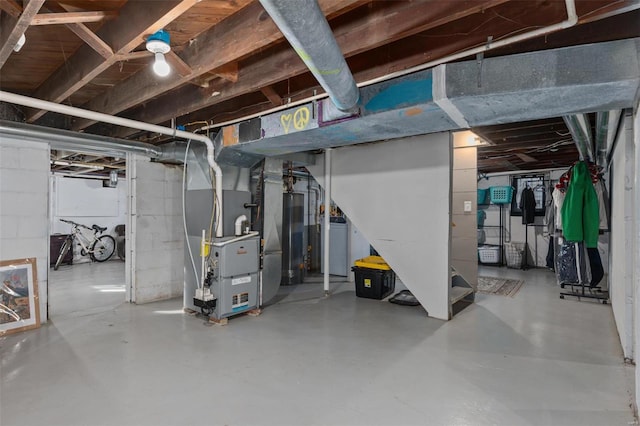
top-left (323, 148), bottom-right (331, 296)
top-left (357, 0), bottom-right (578, 87)
top-left (200, 229), bottom-right (206, 290)
top-left (235, 214), bottom-right (247, 236)
top-left (197, 0), bottom-right (578, 133)
top-left (0, 90), bottom-right (224, 237)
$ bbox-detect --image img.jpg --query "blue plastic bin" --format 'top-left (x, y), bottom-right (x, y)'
top-left (489, 186), bottom-right (513, 204)
top-left (477, 188), bottom-right (488, 205)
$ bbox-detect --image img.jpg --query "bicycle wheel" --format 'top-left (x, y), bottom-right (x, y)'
top-left (54, 238), bottom-right (72, 270)
top-left (90, 235), bottom-right (115, 262)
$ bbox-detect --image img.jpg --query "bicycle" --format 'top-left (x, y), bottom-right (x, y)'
top-left (53, 219), bottom-right (116, 270)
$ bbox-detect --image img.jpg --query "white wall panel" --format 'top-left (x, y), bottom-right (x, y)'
top-left (308, 133), bottom-right (451, 320)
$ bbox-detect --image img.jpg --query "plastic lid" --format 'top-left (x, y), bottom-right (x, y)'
top-left (354, 255), bottom-right (391, 270)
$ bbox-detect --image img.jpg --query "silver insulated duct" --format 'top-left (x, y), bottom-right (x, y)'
top-left (563, 114), bottom-right (594, 163)
top-left (0, 120), bottom-right (161, 157)
top-left (259, 0), bottom-right (359, 111)
top-left (594, 110), bottom-right (622, 170)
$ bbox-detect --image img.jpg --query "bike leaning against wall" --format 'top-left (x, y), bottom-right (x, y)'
top-left (53, 219), bottom-right (116, 270)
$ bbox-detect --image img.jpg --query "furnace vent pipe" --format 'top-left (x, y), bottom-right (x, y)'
top-left (259, 0), bottom-right (359, 112)
top-left (235, 214), bottom-right (248, 236)
top-left (0, 119), bottom-right (161, 157)
top-left (0, 90), bottom-right (223, 237)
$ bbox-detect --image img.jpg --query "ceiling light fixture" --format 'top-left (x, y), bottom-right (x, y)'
top-left (13, 33), bottom-right (26, 52)
top-left (146, 30), bottom-right (171, 77)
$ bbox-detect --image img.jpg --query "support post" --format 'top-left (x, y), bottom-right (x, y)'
top-left (323, 148), bottom-right (332, 296)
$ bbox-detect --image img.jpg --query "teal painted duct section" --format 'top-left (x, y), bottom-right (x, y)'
top-left (363, 76), bottom-right (433, 113)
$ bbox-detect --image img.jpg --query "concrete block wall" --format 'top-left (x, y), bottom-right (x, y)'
top-left (610, 112), bottom-right (635, 360)
top-left (131, 158), bottom-right (184, 303)
top-left (451, 132), bottom-right (478, 288)
top-left (0, 139), bottom-right (49, 320)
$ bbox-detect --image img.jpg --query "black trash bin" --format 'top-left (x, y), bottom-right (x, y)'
top-left (352, 256), bottom-right (395, 300)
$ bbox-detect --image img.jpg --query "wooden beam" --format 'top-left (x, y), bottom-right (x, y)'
top-left (30, 11), bottom-right (118, 26)
top-left (115, 50), bottom-right (152, 61)
top-left (71, 0), bottom-right (366, 131)
top-left (189, 74), bottom-right (215, 88)
top-left (66, 23), bottom-right (113, 59)
top-left (0, 0), bottom-right (45, 69)
top-left (110, 0), bottom-right (512, 135)
top-left (261, 86), bottom-right (282, 106)
top-left (41, 3), bottom-right (112, 58)
top-left (165, 51), bottom-right (192, 77)
top-left (26, 0), bottom-right (199, 123)
top-left (211, 62), bottom-right (238, 83)
top-left (0, 0), bottom-right (22, 18)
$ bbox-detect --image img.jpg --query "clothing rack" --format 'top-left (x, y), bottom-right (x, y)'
top-left (560, 282), bottom-right (609, 303)
top-left (558, 241), bottom-right (608, 303)
top-left (554, 161), bottom-right (609, 303)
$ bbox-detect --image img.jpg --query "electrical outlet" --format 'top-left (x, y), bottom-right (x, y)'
top-left (464, 201), bottom-right (472, 212)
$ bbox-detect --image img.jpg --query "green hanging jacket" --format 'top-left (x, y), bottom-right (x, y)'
top-left (561, 161), bottom-right (600, 248)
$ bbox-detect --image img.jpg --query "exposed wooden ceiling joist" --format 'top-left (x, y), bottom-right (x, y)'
top-left (70, 0), bottom-right (367, 131)
top-left (211, 62), bottom-right (239, 83)
top-left (261, 86), bottom-right (282, 106)
top-left (109, 0), bottom-right (513, 137)
top-left (25, 0), bottom-right (200, 123)
top-left (0, 0), bottom-right (45, 68)
top-left (30, 11), bottom-right (118, 26)
top-left (41, 2), bottom-right (113, 59)
top-left (0, 0), bottom-right (22, 18)
top-left (166, 51), bottom-right (192, 77)
top-left (64, 21), bottom-right (113, 59)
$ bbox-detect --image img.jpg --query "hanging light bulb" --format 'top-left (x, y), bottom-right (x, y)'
top-left (13, 33), bottom-right (26, 52)
top-left (153, 52), bottom-right (171, 77)
top-left (146, 30), bottom-right (171, 77)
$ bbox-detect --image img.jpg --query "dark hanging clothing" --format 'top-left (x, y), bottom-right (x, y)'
top-left (587, 247), bottom-right (604, 288)
top-left (546, 237), bottom-right (555, 270)
top-left (520, 187), bottom-right (536, 224)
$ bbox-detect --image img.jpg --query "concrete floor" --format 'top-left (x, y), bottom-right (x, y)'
top-left (0, 264), bottom-right (635, 426)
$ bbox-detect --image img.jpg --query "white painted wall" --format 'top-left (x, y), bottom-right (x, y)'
top-left (633, 103), bottom-right (640, 416)
top-left (50, 174), bottom-right (127, 262)
top-left (610, 112), bottom-right (635, 360)
top-left (130, 157), bottom-right (184, 303)
top-left (308, 133), bottom-right (451, 320)
top-left (0, 139), bottom-right (49, 321)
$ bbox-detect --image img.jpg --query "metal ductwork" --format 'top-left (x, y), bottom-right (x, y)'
top-left (594, 110), bottom-right (622, 170)
top-left (0, 120), bottom-right (161, 157)
top-left (563, 114), bottom-right (594, 163)
top-left (259, 0), bottom-right (359, 112)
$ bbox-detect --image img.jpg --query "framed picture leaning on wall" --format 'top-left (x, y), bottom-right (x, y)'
top-left (0, 258), bottom-right (40, 336)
